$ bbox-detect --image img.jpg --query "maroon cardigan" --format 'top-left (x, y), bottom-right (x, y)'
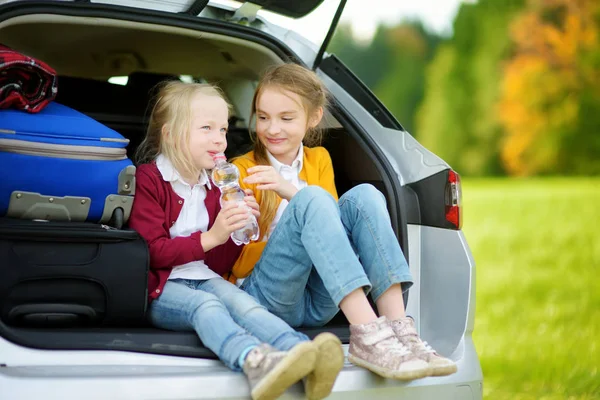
top-left (128, 162), bottom-right (242, 303)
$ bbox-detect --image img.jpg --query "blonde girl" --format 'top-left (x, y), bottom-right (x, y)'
top-left (128, 81), bottom-right (340, 400)
top-left (232, 64), bottom-right (458, 381)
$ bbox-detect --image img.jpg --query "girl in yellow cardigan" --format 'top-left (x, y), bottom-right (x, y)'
top-left (233, 64), bottom-right (457, 386)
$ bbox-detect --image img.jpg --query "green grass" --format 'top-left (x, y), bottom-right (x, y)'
top-left (461, 178), bottom-right (600, 400)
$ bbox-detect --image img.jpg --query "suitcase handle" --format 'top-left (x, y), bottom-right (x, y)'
top-left (7, 303), bottom-right (99, 326)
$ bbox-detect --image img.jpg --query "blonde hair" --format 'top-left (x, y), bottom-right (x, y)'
top-left (249, 63), bottom-right (330, 238)
top-left (136, 81), bottom-right (229, 181)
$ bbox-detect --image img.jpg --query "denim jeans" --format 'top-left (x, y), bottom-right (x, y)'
top-left (241, 184), bottom-right (413, 328)
top-left (148, 277), bottom-right (309, 371)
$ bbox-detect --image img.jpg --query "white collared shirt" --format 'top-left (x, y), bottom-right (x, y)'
top-left (156, 154), bottom-right (221, 281)
top-left (264, 147), bottom-right (307, 240)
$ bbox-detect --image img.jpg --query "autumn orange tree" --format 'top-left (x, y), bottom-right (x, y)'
top-left (498, 0), bottom-right (600, 175)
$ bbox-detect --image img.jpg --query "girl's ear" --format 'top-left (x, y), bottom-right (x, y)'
top-left (161, 124), bottom-right (170, 141)
top-left (308, 107), bottom-right (324, 129)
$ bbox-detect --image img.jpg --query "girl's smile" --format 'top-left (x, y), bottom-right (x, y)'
top-left (266, 138), bottom-right (287, 144)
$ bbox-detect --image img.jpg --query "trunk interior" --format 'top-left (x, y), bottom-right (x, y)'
top-left (0, 12), bottom-right (400, 358)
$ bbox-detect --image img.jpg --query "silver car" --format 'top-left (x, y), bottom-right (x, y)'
top-left (0, 0), bottom-right (483, 398)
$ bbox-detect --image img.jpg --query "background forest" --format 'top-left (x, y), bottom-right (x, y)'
top-left (329, 0), bottom-right (600, 177)
top-left (328, 1), bottom-right (600, 398)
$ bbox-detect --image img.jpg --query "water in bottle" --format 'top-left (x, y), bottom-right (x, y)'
top-left (211, 153), bottom-right (260, 245)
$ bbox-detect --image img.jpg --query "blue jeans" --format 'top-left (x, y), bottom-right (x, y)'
top-left (148, 277), bottom-right (309, 371)
top-left (241, 184), bottom-right (413, 328)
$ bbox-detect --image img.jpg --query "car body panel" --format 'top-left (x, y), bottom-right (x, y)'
top-left (0, 337), bottom-right (482, 400)
top-left (0, 2), bottom-right (482, 399)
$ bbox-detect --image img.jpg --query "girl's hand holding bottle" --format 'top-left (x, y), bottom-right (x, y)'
top-left (243, 189), bottom-right (261, 219)
top-left (201, 203), bottom-right (251, 251)
top-left (211, 153), bottom-right (260, 245)
top-left (244, 166), bottom-right (298, 201)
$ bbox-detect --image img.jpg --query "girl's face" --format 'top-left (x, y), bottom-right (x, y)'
top-left (255, 87), bottom-right (320, 166)
top-left (188, 93), bottom-right (228, 171)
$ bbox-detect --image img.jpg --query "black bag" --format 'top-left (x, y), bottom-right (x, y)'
top-left (0, 218), bottom-right (149, 327)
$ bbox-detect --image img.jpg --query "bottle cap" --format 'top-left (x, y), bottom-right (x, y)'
top-left (212, 152), bottom-right (227, 161)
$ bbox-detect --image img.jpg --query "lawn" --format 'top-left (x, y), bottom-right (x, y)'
top-left (461, 178), bottom-right (600, 400)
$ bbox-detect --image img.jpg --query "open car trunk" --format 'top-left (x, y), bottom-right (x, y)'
top-left (0, 5), bottom-right (403, 358)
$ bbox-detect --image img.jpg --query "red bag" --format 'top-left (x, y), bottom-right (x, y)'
top-left (0, 44), bottom-right (57, 113)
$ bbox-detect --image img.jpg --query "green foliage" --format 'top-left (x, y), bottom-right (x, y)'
top-left (328, 24), bottom-right (394, 91)
top-left (497, 0), bottom-right (600, 176)
top-left (328, 0), bottom-right (600, 176)
top-left (328, 21), bottom-right (439, 132)
top-left (375, 21), bottom-right (440, 133)
top-left (416, 0), bottom-right (525, 176)
top-left (462, 178), bottom-right (600, 399)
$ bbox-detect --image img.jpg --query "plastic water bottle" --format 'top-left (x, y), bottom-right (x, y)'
top-left (211, 153), bottom-right (260, 245)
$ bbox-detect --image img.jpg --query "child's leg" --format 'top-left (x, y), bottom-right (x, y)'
top-left (241, 186), bottom-right (371, 327)
top-left (337, 184), bottom-right (413, 317)
top-left (242, 186), bottom-right (429, 381)
top-left (202, 279), bottom-right (344, 399)
top-left (151, 279), bottom-right (321, 398)
top-left (198, 278), bottom-right (309, 351)
top-left (339, 184), bottom-right (456, 376)
top-left (148, 279), bottom-right (260, 371)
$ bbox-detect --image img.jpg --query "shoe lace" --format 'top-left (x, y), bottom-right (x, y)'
top-left (377, 335), bottom-right (412, 357)
top-left (406, 335), bottom-right (435, 354)
top-left (419, 340), bottom-right (435, 353)
top-left (395, 320), bottom-right (436, 355)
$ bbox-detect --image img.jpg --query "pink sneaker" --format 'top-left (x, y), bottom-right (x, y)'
top-left (348, 316), bottom-right (430, 380)
top-left (389, 317), bottom-right (458, 377)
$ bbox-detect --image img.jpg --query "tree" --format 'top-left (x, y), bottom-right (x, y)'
top-left (416, 0), bottom-right (525, 176)
top-left (328, 21), bottom-right (440, 133)
top-left (328, 23), bottom-right (394, 91)
top-left (498, 0), bottom-right (600, 175)
top-left (375, 21), bottom-right (440, 133)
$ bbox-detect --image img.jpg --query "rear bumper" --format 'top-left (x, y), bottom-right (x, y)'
top-left (0, 335), bottom-right (482, 399)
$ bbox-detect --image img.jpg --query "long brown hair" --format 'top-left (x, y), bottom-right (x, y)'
top-left (136, 81), bottom-right (229, 181)
top-left (249, 63), bottom-right (330, 237)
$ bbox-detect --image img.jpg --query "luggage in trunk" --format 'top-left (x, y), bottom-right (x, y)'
top-left (0, 218), bottom-right (149, 327)
top-left (0, 102), bottom-right (135, 228)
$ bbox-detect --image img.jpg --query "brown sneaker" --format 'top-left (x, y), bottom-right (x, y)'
top-left (304, 332), bottom-right (344, 400)
top-left (348, 316), bottom-right (430, 380)
top-left (243, 342), bottom-right (317, 400)
top-left (389, 316), bottom-right (458, 377)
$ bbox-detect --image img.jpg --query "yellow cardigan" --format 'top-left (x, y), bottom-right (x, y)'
top-left (229, 146), bottom-right (338, 281)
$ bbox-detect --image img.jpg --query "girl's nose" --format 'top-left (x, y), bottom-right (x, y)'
top-left (213, 134), bottom-right (225, 145)
top-left (267, 121), bottom-right (281, 135)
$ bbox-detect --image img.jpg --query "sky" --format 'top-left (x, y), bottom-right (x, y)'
top-left (211, 0), bottom-right (470, 45)
top-left (337, 0), bottom-right (469, 40)
top-left (282, 0), bottom-right (470, 44)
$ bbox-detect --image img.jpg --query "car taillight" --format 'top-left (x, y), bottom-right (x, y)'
top-left (445, 170), bottom-right (462, 229)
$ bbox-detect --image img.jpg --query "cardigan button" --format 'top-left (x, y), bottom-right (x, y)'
top-left (171, 221), bottom-right (175, 225)
top-left (178, 200), bottom-right (183, 205)
top-left (155, 289), bottom-right (161, 294)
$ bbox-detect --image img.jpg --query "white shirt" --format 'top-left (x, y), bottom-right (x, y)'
top-left (156, 154), bottom-right (221, 281)
top-left (264, 147), bottom-right (307, 240)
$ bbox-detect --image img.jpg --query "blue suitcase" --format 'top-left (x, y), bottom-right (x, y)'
top-left (0, 102), bottom-right (135, 228)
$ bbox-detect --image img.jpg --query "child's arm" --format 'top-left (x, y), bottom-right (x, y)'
top-left (204, 188), bottom-right (257, 276)
top-left (129, 168), bottom-right (206, 270)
